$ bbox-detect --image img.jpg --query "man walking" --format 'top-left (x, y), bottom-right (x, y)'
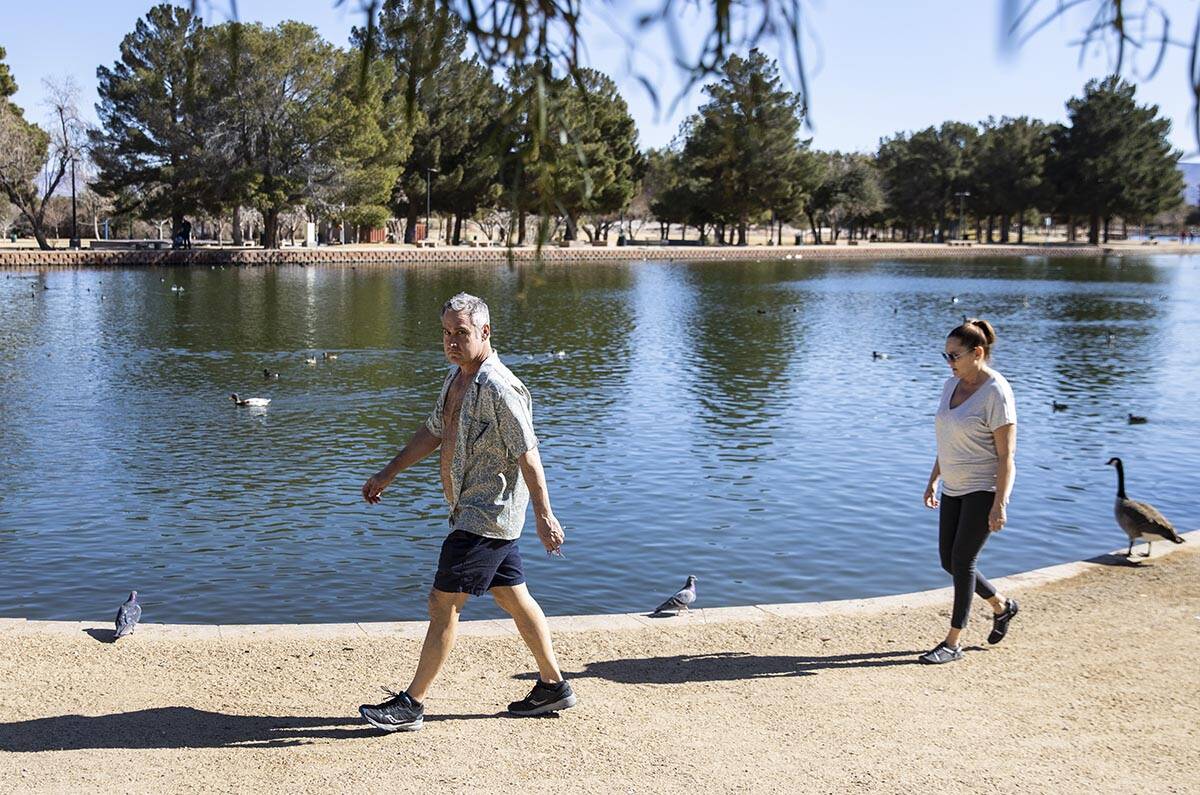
top-left (358, 292), bottom-right (576, 732)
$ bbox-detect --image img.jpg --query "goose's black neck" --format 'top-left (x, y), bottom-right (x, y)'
top-left (1113, 459), bottom-right (1127, 499)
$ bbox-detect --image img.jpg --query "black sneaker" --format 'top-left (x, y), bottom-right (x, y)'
top-left (918, 642), bottom-right (964, 665)
top-left (507, 679), bottom-right (577, 717)
top-left (987, 597), bottom-right (1019, 645)
top-left (359, 689), bottom-right (424, 732)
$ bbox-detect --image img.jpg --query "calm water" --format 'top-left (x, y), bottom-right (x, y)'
top-left (1, 256), bottom-right (1197, 623)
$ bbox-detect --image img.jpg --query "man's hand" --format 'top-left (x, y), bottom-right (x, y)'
top-left (923, 481), bottom-right (940, 509)
top-left (535, 512), bottom-right (565, 553)
top-left (362, 471), bottom-right (392, 505)
top-left (988, 502), bottom-right (1007, 532)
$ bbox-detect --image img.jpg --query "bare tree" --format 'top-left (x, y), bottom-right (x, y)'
top-left (0, 77), bottom-right (86, 249)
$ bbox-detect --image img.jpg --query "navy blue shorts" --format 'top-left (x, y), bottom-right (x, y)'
top-left (433, 530), bottom-right (525, 596)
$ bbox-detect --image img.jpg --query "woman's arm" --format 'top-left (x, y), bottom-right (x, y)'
top-left (989, 423), bottom-right (1016, 531)
top-left (923, 458), bottom-right (941, 509)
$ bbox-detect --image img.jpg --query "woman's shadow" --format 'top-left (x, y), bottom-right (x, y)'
top-left (524, 648), bottom-right (931, 686)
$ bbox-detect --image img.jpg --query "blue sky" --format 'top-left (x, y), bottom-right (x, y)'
top-left (4, 0), bottom-right (1199, 157)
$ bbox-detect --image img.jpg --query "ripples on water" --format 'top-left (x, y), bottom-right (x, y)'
top-left (0, 256), bottom-right (1196, 623)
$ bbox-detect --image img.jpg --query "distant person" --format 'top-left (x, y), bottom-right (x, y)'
top-left (920, 318), bottom-right (1019, 665)
top-left (357, 292), bottom-right (575, 732)
top-left (181, 218), bottom-right (192, 249)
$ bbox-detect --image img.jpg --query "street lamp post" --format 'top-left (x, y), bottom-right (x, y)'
top-left (69, 158), bottom-right (79, 249)
top-left (954, 191), bottom-right (970, 241)
top-left (425, 167), bottom-right (439, 243)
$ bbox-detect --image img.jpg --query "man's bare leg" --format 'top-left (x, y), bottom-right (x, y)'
top-left (406, 588), bottom-right (470, 701)
top-left (491, 584), bottom-right (563, 682)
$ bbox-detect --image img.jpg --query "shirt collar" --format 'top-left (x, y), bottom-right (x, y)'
top-left (460, 350), bottom-right (500, 385)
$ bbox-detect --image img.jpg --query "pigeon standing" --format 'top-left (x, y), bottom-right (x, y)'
top-left (653, 576), bottom-right (698, 614)
top-left (114, 591), bottom-right (142, 639)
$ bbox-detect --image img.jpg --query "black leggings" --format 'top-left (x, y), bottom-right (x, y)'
top-left (939, 491), bottom-right (998, 629)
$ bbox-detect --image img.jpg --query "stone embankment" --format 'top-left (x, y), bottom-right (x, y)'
top-left (0, 241), bottom-right (1116, 268)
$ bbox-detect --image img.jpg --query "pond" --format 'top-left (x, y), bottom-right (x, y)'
top-left (0, 254), bottom-right (1196, 623)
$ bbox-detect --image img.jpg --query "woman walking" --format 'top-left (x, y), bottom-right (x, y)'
top-left (920, 318), bottom-right (1019, 664)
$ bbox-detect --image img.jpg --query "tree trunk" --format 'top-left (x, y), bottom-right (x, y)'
top-left (807, 213), bottom-right (821, 244)
top-left (232, 207), bottom-right (244, 246)
top-left (563, 215), bottom-right (577, 241)
top-left (517, 211), bottom-right (527, 245)
top-left (1088, 213), bottom-right (1100, 244)
top-left (986, 216), bottom-right (994, 243)
top-left (263, 208), bottom-right (280, 249)
top-left (404, 206), bottom-right (419, 243)
top-left (1017, 211), bottom-right (1025, 244)
top-left (1000, 214), bottom-right (1010, 243)
top-left (1066, 214), bottom-right (1076, 242)
top-left (737, 221), bottom-right (747, 246)
top-left (452, 214), bottom-right (462, 245)
top-left (1102, 216), bottom-right (1110, 243)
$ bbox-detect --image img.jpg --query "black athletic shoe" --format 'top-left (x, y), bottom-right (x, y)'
top-left (508, 679), bottom-right (577, 716)
top-left (359, 689), bottom-right (424, 732)
top-left (987, 597), bottom-right (1019, 645)
top-left (918, 642), bottom-right (964, 665)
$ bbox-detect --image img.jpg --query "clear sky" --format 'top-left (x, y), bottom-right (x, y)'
top-left (4, 0), bottom-right (1199, 158)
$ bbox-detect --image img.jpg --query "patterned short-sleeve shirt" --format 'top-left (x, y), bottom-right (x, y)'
top-left (425, 352), bottom-right (539, 540)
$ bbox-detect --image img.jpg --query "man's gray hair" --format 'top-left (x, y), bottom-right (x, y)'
top-left (441, 292), bottom-right (490, 329)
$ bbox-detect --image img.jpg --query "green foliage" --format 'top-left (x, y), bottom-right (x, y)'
top-left (969, 116), bottom-right (1050, 240)
top-left (368, 0), bottom-right (503, 242)
top-left (803, 152), bottom-right (882, 242)
top-left (89, 4), bottom-right (210, 225)
top-left (877, 121), bottom-right (976, 238)
top-left (0, 46), bottom-right (18, 101)
top-left (1049, 76), bottom-right (1182, 240)
top-left (683, 50), bottom-right (804, 243)
top-left (344, 203), bottom-right (392, 228)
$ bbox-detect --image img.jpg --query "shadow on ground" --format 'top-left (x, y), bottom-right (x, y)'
top-left (519, 649), bottom-right (929, 685)
top-left (0, 706), bottom-right (506, 752)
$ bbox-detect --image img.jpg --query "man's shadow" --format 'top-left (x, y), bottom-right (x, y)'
top-left (0, 706), bottom-right (501, 752)
top-left (519, 648), bottom-right (932, 686)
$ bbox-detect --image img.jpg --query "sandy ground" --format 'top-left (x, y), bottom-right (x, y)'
top-left (1, 545), bottom-right (1197, 794)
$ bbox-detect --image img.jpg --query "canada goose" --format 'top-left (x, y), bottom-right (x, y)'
top-left (1106, 457), bottom-right (1184, 557)
top-left (230, 393), bottom-right (271, 407)
top-left (872, 351), bottom-right (889, 360)
top-left (304, 356), bottom-right (317, 366)
top-left (1128, 413), bottom-right (1148, 424)
top-left (263, 369), bottom-right (279, 380)
top-left (323, 352), bottom-right (338, 360)
top-left (1051, 400), bottom-right (1068, 411)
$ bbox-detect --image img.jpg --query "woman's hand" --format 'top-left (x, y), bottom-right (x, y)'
top-left (923, 482), bottom-right (940, 509)
top-left (988, 502), bottom-right (1007, 532)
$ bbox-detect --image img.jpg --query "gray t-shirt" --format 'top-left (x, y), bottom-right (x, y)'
top-left (934, 369), bottom-right (1017, 497)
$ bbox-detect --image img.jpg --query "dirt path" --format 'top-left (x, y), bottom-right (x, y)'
top-left (2, 544), bottom-right (1197, 793)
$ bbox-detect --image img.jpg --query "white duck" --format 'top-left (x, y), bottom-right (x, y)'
top-left (230, 393), bottom-right (271, 407)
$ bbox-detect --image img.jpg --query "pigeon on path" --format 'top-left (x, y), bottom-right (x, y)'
top-left (653, 576), bottom-right (698, 614)
top-left (114, 591), bottom-right (141, 639)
